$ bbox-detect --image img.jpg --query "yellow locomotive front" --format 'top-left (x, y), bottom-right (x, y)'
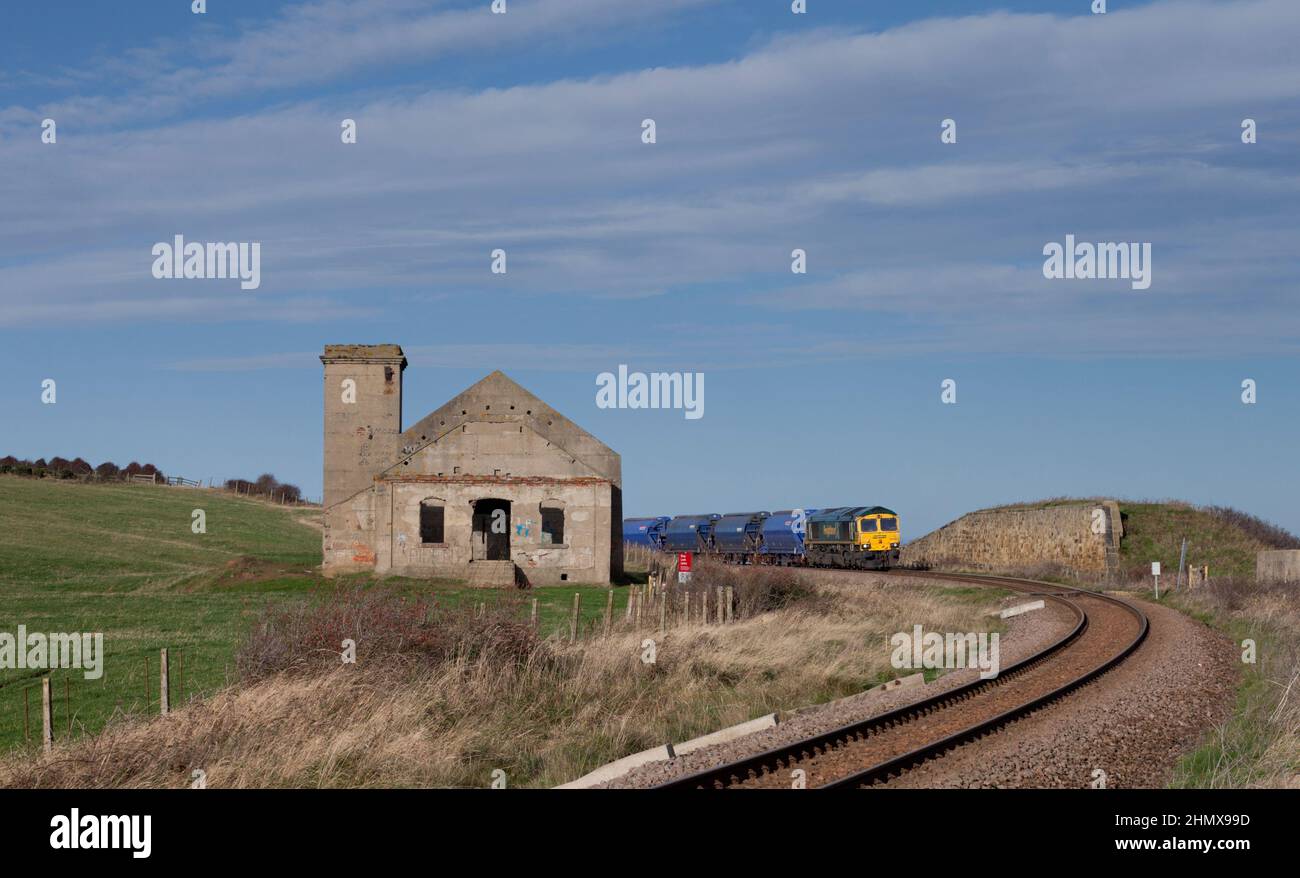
top-left (855, 510), bottom-right (901, 555)
top-left (804, 506), bottom-right (901, 569)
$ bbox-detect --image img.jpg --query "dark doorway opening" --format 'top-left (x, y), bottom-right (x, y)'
top-left (472, 498), bottom-right (511, 561)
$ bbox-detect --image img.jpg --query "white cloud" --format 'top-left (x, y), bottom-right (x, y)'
top-left (2, 0), bottom-right (1298, 358)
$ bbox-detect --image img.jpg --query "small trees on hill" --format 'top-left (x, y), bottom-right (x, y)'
top-left (225, 473), bottom-right (303, 503)
top-left (1, 455), bottom-right (165, 482)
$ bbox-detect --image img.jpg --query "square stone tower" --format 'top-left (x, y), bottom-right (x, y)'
top-left (321, 344), bottom-right (406, 571)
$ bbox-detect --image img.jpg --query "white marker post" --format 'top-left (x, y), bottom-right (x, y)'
top-left (1151, 561), bottom-right (1161, 599)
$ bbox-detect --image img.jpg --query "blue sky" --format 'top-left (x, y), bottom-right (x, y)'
top-left (2, 0), bottom-right (1297, 539)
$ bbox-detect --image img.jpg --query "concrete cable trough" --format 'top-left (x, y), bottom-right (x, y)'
top-left (652, 571), bottom-right (1149, 790)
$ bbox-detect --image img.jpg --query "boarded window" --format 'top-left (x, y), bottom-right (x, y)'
top-left (541, 501), bottom-right (565, 545)
top-left (420, 502), bottom-right (445, 543)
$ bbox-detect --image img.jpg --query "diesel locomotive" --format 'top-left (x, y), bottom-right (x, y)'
top-left (624, 506), bottom-right (901, 570)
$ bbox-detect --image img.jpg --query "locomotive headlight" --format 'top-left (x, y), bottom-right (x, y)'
top-left (890, 542), bottom-right (899, 549)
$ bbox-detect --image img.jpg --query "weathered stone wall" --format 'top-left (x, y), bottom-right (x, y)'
top-left (380, 476), bottom-right (612, 585)
top-left (399, 419), bottom-right (601, 480)
top-left (900, 501), bottom-right (1123, 578)
top-left (323, 487), bottom-right (381, 573)
top-left (1257, 549), bottom-right (1300, 583)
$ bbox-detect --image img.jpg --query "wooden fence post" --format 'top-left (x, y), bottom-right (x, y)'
top-left (569, 593), bottom-right (581, 642)
top-left (160, 648), bottom-right (170, 716)
top-left (725, 586), bottom-right (734, 623)
top-left (604, 589), bottom-right (614, 637)
top-left (24, 687), bottom-right (30, 742)
top-left (716, 587), bottom-right (725, 625)
top-left (64, 677), bottom-right (71, 735)
top-left (530, 598), bottom-right (539, 631)
top-left (41, 678), bottom-right (52, 753)
top-left (143, 655), bottom-right (149, 712)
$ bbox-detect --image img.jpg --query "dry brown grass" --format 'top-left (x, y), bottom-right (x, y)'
top-left (1168, 578), bottom-right (1300, 788)
top-left (0, 572), bottom-right (1006, 788)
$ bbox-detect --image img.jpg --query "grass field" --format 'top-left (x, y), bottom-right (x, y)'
top-left (0, 477), bottom-right (629, 753)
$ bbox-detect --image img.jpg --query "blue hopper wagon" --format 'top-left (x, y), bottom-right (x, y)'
top-left (662, 514), bottom-right (721, 553)
top-left (758, 508), bottom-right (820, 563)
top-left (623, 516), bottom-right (671, 550)
top-left (712, 511), bottom-right (770, 561)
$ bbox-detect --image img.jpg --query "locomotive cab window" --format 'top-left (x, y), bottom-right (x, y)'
top-left (859, 519), bottom-right (878, 532)
top-left (880, 517), bottom-right (898, 531)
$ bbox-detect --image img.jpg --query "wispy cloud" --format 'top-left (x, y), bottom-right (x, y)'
top-left (3, 0), bottom-right (1299, 359)
top-left (1, 0), bottom-right (717, 129)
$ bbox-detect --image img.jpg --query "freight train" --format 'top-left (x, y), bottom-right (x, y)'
top-left (624, 506), bottom-right (901, 570)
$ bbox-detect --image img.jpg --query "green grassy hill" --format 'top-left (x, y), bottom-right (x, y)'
top-left (0, 478), bottom-right (323, 751)
top-left (1114, 501), bottom-right (1298, 581)
top-left (0, 477), bottom-right (628, 754)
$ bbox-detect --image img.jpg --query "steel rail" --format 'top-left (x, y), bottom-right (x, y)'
top-left (652, 571), bottom-right (1147, 790)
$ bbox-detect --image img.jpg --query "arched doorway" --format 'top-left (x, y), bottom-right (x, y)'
top-left (471, 498), bottom-right (511, 560)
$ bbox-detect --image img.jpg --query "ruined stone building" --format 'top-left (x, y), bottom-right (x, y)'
top-left (320, 345), bottom-right (622, 586)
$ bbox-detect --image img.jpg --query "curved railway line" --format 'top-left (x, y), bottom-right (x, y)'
top-left (653, 570), bottom-right (1149, 790)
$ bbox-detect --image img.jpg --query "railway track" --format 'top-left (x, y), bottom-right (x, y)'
top-left (652, 570), bottom-right (1148, 789)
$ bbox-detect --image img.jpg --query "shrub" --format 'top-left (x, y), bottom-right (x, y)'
top-left (235, 588), bottom-right (544, 681)
top-left (679, 557), bottom-right (822, 618)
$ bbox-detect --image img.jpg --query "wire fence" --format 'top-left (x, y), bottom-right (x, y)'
top-left (1, 646), bottom-right (223, 752)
